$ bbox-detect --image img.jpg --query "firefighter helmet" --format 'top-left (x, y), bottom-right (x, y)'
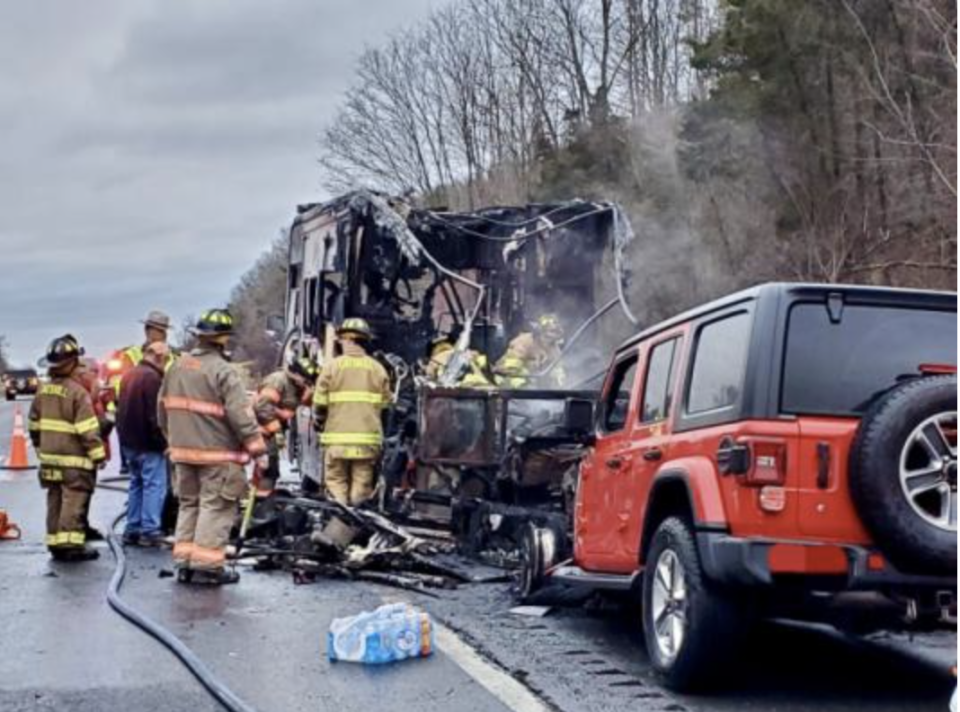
top-left (337, 318), bottom-right (373, 340)
top-left (289, 356), bottom-right (319, 383)
top-left (39, 334), bottom-right (84, 368)
top-left (429, 334), bottom-right (455, 356)
top-left (191, 309), bottom-right (235, 337)
top-left (535, 313), bottom-right (564, 341)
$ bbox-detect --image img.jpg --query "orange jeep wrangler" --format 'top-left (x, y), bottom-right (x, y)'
top-left (520, 283), bottom-right (957, 691)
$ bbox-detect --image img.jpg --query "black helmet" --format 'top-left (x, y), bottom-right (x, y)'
top-left (39, 334), bottom-right (84, 368)
top-left (191, 308), bottom-right (235, 337)
top-left (288, 356), bottom-right (319, 383)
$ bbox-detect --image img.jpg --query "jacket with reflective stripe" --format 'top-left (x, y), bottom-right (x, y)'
top-left (495, 332), bottom-right (564, 387)
top-left (312, 342), bottom-right (391, 451)
top-left (28, 374), bottom-right (106, 471)
top-left (254, 370), bottom-right (303, 436)
top-left (158, 347), bottom-right (266, 465)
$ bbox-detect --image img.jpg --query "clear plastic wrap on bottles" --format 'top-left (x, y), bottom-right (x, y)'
top-left (328, 603), bottom-right (435, 664)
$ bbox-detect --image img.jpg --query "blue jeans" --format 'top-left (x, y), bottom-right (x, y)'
top-left (123, 448), bottom-right (168, 537)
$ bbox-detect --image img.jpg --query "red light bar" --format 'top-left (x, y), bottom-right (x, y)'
top-left (919, 363), bottom-right (957, 375)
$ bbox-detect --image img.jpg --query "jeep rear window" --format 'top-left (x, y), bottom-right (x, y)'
top-left (782, 303), bottom-right (957, 416)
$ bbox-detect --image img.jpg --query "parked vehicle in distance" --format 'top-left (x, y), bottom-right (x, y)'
top-left (521, 282), bottom-right (958, 692)
top-left (3, 368), bottom-right (39, 400)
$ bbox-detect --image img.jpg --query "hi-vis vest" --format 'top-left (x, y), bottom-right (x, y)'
top-left (313, 345), bottom-right (391, 458)
top-left (28, 376), bottom-right (106, 472)
top-left (113, 344), bottom-right (177, 396)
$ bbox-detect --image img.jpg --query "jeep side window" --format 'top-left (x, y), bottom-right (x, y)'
top-left (640, 337), bottom-right (680, 423)
top-left (602, 355), bottom-right (639, 432)
top-left (686, 312), bottom-right (751, 414)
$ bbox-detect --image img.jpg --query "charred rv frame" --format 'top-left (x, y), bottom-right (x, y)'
top-left (281, 190), bottom-right (634, 543)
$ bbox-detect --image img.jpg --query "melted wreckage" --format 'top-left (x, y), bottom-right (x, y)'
top-left (238, 190), bottom-right (637, 591)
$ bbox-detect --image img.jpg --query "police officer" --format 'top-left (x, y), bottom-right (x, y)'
top-left (253, 356), bottom-right (318, 496)
top-left (158, 309), bottom-right (267, 585)
top-left (28, 335), bottom-right (107, 562)
top-left (312, 319), bottom-right (391, 506)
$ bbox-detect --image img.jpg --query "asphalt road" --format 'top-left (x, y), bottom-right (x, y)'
top-left (0, 398), bottom-right (956, 712)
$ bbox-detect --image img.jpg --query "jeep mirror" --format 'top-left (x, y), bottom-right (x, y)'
top-left (265, 314), bottom-right (286, 338)
top-left (564, 397), bottom-right (596, 444)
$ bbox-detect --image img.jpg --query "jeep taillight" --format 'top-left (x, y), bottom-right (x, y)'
top-left (739, 437), bottom-right (787, 486)
top-left (718, 437), bottom-right (787, 486)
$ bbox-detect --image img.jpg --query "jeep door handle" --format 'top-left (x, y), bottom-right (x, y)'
top-left (642, 448), bottom-right (663, 462)
top-left (606, 456), bottom-right (624, 469)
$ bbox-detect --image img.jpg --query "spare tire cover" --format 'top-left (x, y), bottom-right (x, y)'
top-left (849, 375), bottom-right (957, 575)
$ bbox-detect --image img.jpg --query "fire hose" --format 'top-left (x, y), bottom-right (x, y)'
top-left (99, 478), bottom-right (260, 712)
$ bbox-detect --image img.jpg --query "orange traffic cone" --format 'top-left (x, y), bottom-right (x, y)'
top-left (0, 509), bottom-right (21, 540)
top-left (2, 405), bottom-right (35, 471)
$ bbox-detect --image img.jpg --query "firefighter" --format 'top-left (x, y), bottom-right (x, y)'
top-left (459, 352), bottom-right (496, 388)
top-left (253, 356), bottom-right (319, 497)
top-left (158, 309), bottom-right (267, 585)
top-left (424, 336), bottom-right (455, 382)
top-left (28, 335), bottom-right (107, 562)
top-left (424, 334), bottom-right (496, 388)
top-left (312, 318), bottom-right (391, 506)
top-left (76, 356), bottom-right (114, 542)
top-left (495, 313), bottom-right (566, 388)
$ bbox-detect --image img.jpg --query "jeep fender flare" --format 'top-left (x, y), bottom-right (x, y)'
top-left (638, 457), bottom-right (728, 563)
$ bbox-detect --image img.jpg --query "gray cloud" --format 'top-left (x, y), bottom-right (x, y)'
top-left (0, 0), bottom-right (441, 366)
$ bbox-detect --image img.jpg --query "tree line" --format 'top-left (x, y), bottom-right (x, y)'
top-left (229, 0), bottom-right (956, 373)
top-left (317, 0), bottom-right (956, 324)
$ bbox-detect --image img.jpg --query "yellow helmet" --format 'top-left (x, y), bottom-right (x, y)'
top-left (337, 318), bottom-right (373, 340)
top-left (536, 313), bottom-right (563, 340)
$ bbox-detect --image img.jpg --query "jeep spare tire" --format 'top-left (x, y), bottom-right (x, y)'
top-left (849, 375), bottom-right (957, 574)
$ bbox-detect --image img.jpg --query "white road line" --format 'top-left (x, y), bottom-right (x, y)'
top-left (433, 621), bottom-right (551, 712)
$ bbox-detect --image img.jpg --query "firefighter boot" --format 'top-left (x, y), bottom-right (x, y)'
top-left (190, 568), bottom-right (240, 586)
top-left (59, 546), bottom-right (100, 562)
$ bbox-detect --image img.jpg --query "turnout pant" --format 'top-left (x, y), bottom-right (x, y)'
top-left (256, 437), bottom-right (282, 496)
top-left (40, 467), bottom-right (94, 551)
top-left (172, 463), bottom-right (246, 572)
top-left (324, 453), bottom-right (376, 506)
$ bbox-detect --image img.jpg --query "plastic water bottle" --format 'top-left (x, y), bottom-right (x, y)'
top-left (328, 603), bottom-right (435, 664)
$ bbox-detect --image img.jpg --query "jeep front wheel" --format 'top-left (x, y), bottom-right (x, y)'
top-left (642, 517), bottom-right (746, 692)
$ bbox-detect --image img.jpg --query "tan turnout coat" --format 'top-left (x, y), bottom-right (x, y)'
top-left (158, 347), bottom-right (266, 465)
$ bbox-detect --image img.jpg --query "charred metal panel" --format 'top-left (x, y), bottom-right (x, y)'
top-left (417, 388), bottom-right (500, 466)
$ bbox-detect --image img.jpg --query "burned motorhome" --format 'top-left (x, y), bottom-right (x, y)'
top-left (278, 190), bottom-right (636, 552)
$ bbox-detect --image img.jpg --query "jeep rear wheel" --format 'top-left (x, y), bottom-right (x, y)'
top-left (850, 375), bottom-right (957, 574)
top-left (641, 517), bottom-right (746, 692)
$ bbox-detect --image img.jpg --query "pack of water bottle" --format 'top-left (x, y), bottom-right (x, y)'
top-left (327, 602), bottom-right (435, 664)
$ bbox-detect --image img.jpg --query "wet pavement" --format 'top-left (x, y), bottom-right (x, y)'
top-left (0, 399), bottom-right (523, 712)
top-left (0, 398), bottom-right (956, 711)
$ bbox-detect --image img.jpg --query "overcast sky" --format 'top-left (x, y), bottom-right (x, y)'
top-left (0, 0), bottom-right (440, 367)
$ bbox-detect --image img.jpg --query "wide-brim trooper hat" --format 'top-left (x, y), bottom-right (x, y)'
top-left (141, 310), bottom-right (172, 332)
